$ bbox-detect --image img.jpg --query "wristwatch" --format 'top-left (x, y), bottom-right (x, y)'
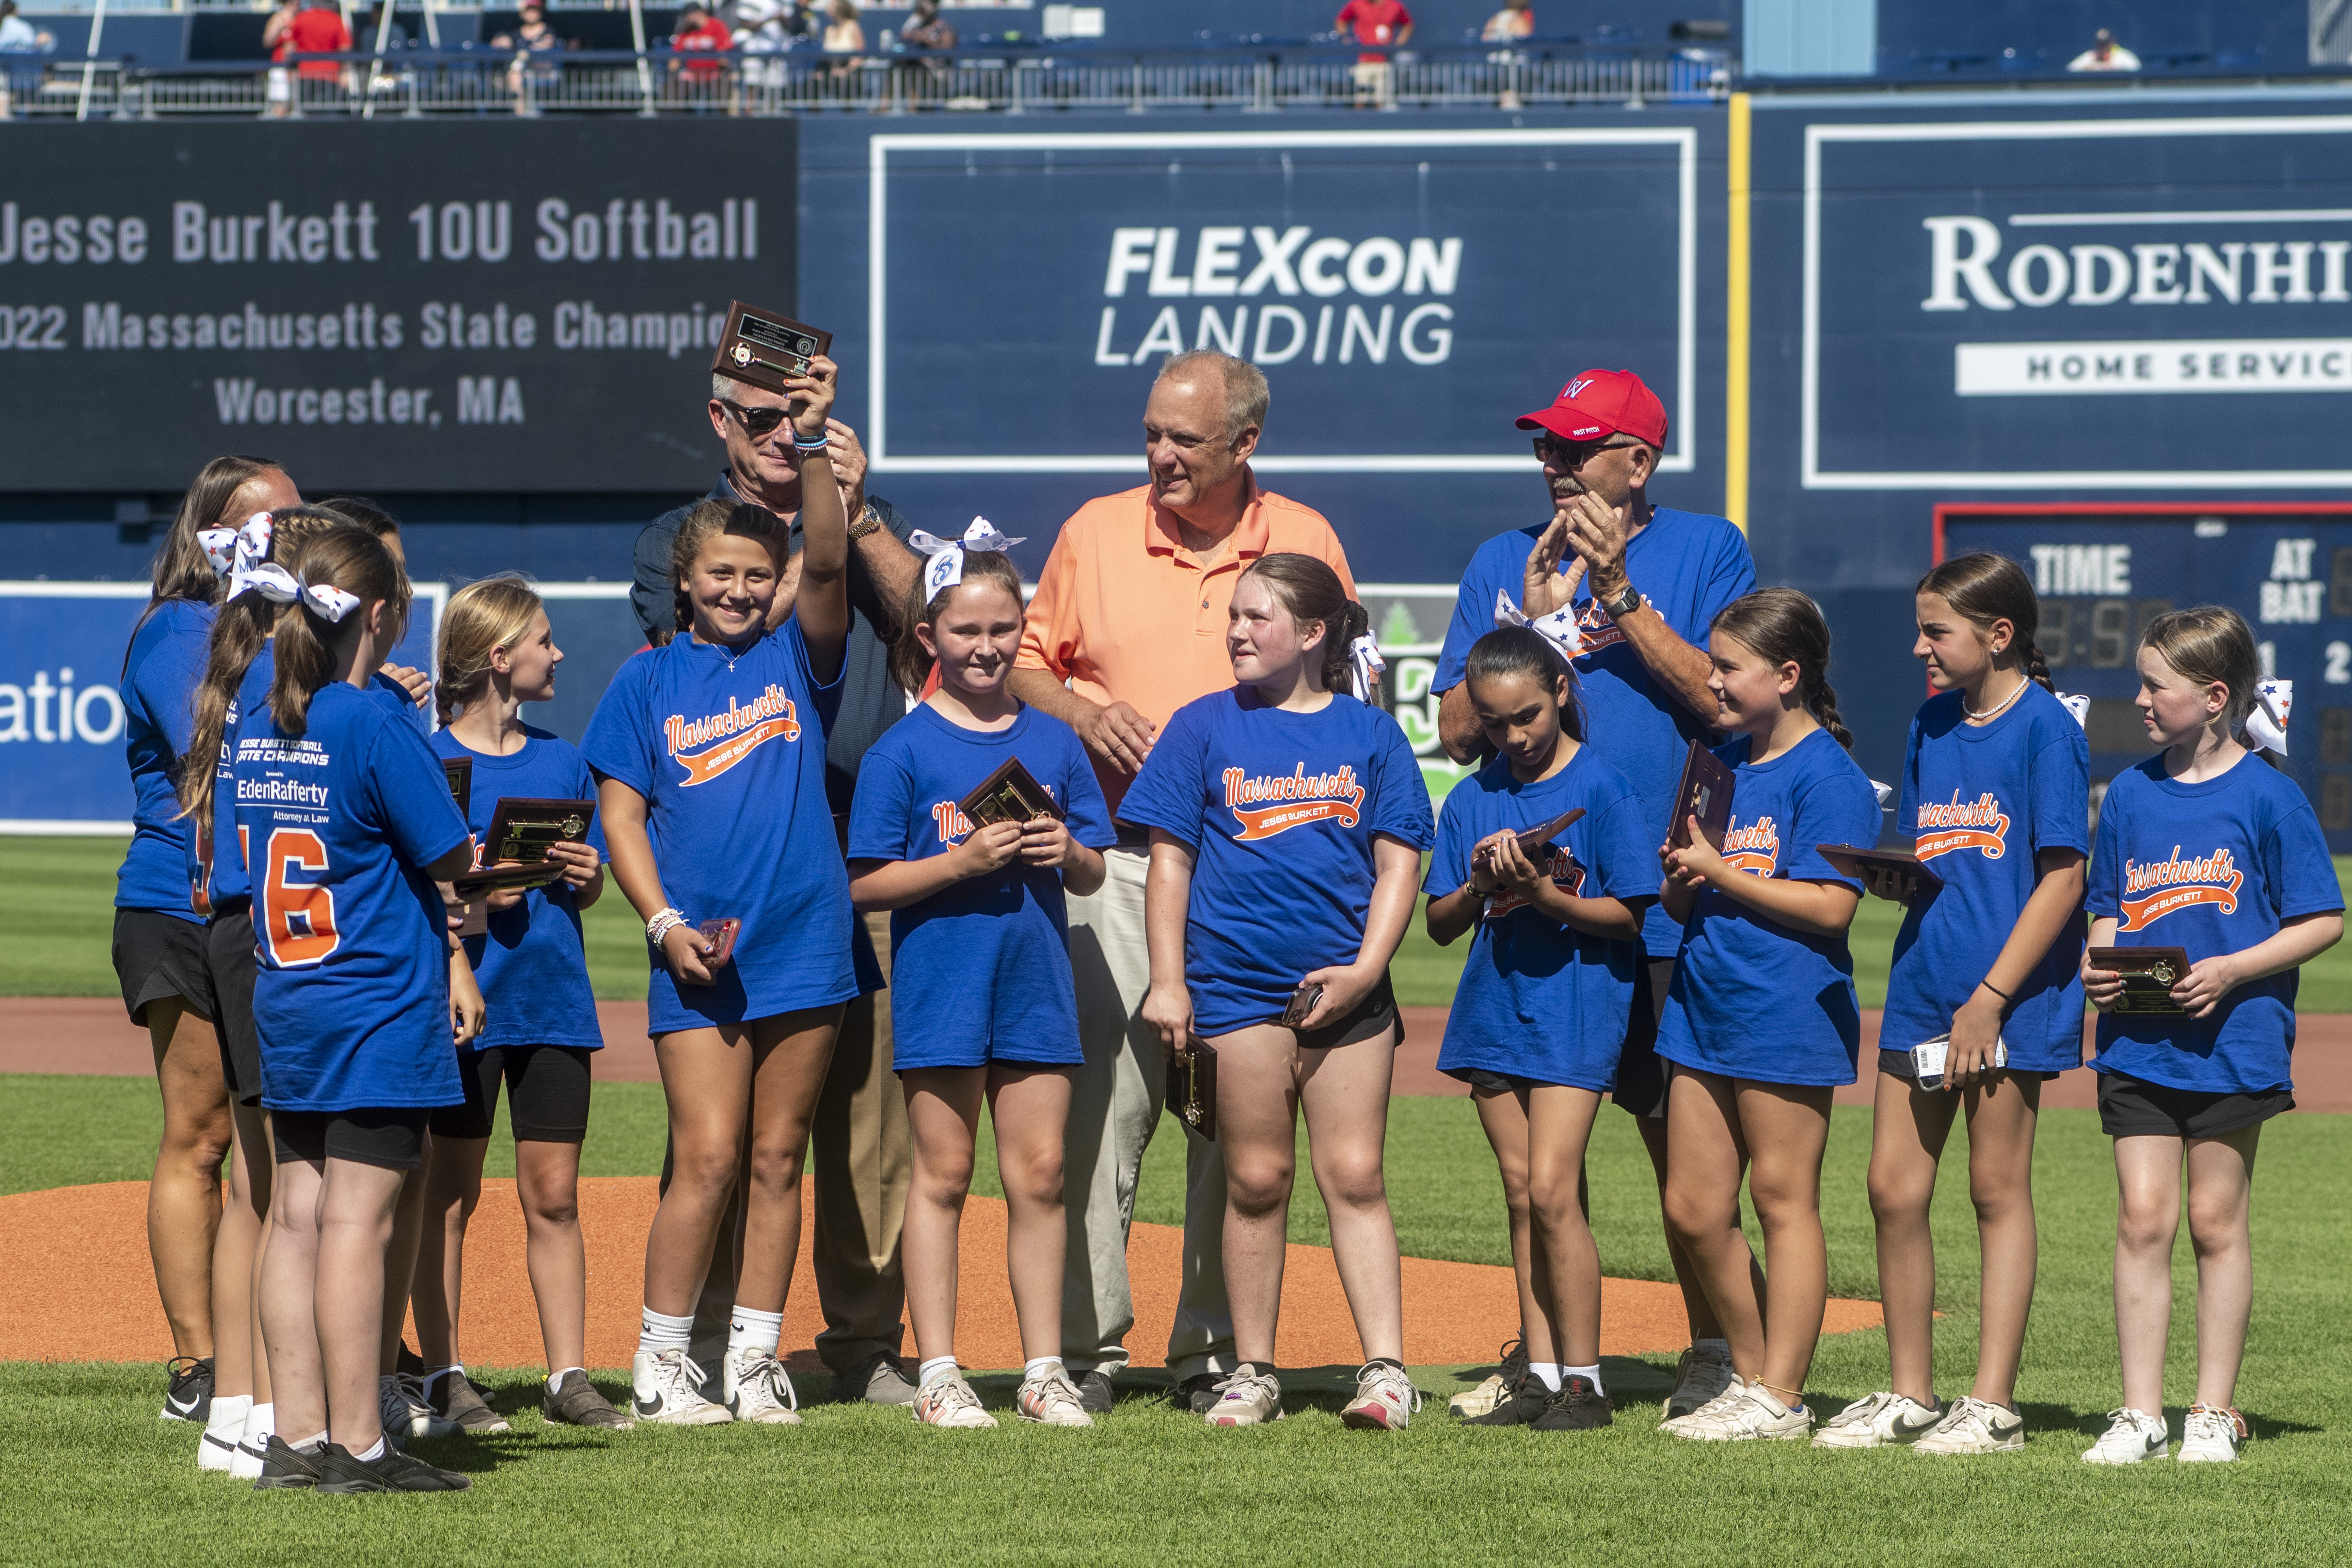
top-left (846, 502), bottom-right (883, 542)
top-left (1600, 581), bottom-right (1643, 620)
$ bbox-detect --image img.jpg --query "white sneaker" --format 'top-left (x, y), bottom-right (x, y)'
top-left (1662, 1340), bottom-right (1735, 1425)
top-left (230, 1408), bottom-right (269, 1480)
top-left (723, 1347), bottom-right (803, 1425)
top-left (198, 1425), bottom-right (240, 1472)
top-left (1811, 1390), bottom-right (1944, 1450)
top-left (1670, 1382), bottom-right (1811, 1442)
top-left (1660, 1372), bottom-right (1747, 1435)
top-left (1340, 1362), bottom-right (1422, 1431)
top-left (1015, 1371), bottom-right (1095, 1427)
top-left (631, 1348), bottom-right (733, 1426)
top-left (1203, 1364), bottom-right (1285, 1428)
top-left (913, 1373), bottom-right (998, 1429)
top-left (1913, 1395), bottom-right (2026, 1455)
top-left (2178, 1404), bottom-right (2248, 1463)
top-left (379, 1373), bottom-right (456, 1442)
top-left (1449, 1337), bottom-right (1527, 1419)
top-left (2082, 1407), bottom-right (2169, 1465)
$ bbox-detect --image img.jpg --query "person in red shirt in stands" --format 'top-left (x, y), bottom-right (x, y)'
top-left (671, 2), bottom-right (732, 80)
top-left (273, 0), bottom-right (350, 84)
top-left (1335, 0), bottom-right (1410, 107)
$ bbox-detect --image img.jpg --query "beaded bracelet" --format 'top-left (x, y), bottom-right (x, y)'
top-left (792, 429), bottom-right (830, 452)
top-left (646, 908), bottom-right (687, 947)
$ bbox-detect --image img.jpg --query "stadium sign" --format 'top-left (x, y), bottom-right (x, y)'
top-left (861, 128), bottom-right (1699, 477)
top-left (0, 120), bottom-right (796, 492)
top-left (1798, 114), bottom-right (2352, 490)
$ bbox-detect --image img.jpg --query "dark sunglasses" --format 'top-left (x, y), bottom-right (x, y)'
top-left (719, 399), bottom-right (795, 440)
top-left (1532, 433), bottom-right (1641, 468)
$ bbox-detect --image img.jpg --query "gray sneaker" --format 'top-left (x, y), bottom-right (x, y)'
top-left (839, 1350), bottom-right (919, 1406)
top-left (425, 1368), bottom-right (510, 1434)
top-left (1073, 1370), bottom-right (1117, 1414)
top-left (542, 1370), bottom-right (636, 1430)
top-left (1203, 1365), bottom-right (1284, 1428)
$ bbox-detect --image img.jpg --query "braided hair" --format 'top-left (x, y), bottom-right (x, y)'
top-left (1711, 587), bottom-right (1854, 752)
top-left (1916, 552), bottom-right (2055, 694)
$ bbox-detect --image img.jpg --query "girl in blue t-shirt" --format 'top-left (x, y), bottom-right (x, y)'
top-left (410, 576), bottom-right (632, 1435)
top-left (846, 538), bottom-right (1112, 1430)
top-left (1819, 553), bottom-right (2091, 1457)
top-left (582, 358), bottom-right (852, 1429)
top-left (235, 525), bottom-right (484, 1494)
top-left (1120, 553), bottom-right (1435, 1433)
top-left (1422, 627), bottom-right (1653, 1434)
top-left (1654, 588), bottom-right (1880, 1445)
top-left (2078, 606), bottom-right (2342, 1467)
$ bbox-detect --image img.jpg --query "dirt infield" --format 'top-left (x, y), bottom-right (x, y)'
top-left (16, 996), bottom-right (2352, 1112)
top-left (0, 1178), bottom-right (1884, 1370)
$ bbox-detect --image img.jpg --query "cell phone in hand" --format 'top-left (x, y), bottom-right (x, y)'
top-left (1279, 982), bottom-right (1324, 1029)
top-left (1909, 1032), bottom-right (2007, 1091)
top-left (697, 918), bottom-right (740, 970)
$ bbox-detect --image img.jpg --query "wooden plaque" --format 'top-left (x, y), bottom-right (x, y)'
top-left (442, 756), bottom-right (473, 817)
top-left (1167, 1035), bottom-right (1218, 1141)
top-left (2088, 946), bottom-right (2194, 1016)
top-left (1816, 844), bottom-right (1945, 901)
top-left (1667, 739), bottom-right (1734, 851)
top-left (958, 756), bottom-right (1064, 829)
top-left (712, 301), bottom-right (833, 396)
top-left (483, 796), bottom-right (596, 866)
top-left (1476, 805), bottom-right (1588, 867)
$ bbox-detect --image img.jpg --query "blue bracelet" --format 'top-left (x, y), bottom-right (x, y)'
top-left (793, 431), bottom-right (830, 452)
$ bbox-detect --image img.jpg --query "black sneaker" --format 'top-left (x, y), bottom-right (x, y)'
top-left (314, 1443), bottom-right (473, 1493)
top-left (1174, 1373), bottom-right (1222, 1415)
top-left (543, 1370), bottom-right (636, 1430)
top-left (161, 1356), bottom-right (214, 1423)
top-left (425, 1369), bottom-right (511, 1434)
top-left (1071, 1369), bottom-right (1114, 1414)
top-left (253, 1436), bottom-right (325, 1491)
top-left (1530, 1375), bottom-right (1614, 1432)
top-left (1465, 1373), bottom-right (1550, 1427)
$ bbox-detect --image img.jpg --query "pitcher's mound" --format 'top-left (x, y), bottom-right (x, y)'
top-left (0, 1179), bottom-right (1881, 1370)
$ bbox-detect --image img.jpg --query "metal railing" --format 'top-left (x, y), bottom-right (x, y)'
top-left (5, 43), bottom-right (1733, 119)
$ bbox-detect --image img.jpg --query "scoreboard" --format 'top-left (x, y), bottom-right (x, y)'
top-left (1936, 504), bottom-right (2352, 852)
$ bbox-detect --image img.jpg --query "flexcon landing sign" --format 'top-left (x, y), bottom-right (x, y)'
top-left (861, 128), bottom-right (1700, 477)
top-left (0, 120), bottom-right (795, 491)
top-left (1801, 112), bottom-right (2352, 491)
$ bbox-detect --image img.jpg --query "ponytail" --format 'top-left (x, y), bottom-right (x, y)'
top-left (1916, 552), bottom-right (2056, 696)
top-left (1711, 587), bottom-right (1855, 753)
top-left (1236, 552), bottom-right (1367, 697)
top-left (177, 504), bottom-right (363, 826)
top-left (269, 526), bottom-right (409, 738)
top-left (889, 550), bottom-right (1025, 697)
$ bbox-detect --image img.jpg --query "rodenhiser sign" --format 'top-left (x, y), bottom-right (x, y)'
top-left (1799, 113), bottom-right (2352, 490)
top-left (0, 120), bottom-right (795, 492)
top-left (862, 128), bottom-right (1700, 476)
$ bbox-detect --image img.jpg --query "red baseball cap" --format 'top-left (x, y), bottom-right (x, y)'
top-left (1516, 369), bottom-right (1668, 448)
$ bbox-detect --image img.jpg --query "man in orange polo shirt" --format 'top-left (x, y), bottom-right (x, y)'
top-left (1010, 349), bottom-right (1354, 1413)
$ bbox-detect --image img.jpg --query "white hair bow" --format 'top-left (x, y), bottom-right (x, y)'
top-left (227, 563), bottom-right (360, 624)
top-left (1348, 633), bottom-right (1385, 703)
top-left (1492, 589), bottom-right (1582, 659)
top-left (200, 512), bottom-right (275, 579)
top-left (1869, 778), bottom-right (1895, 809)
top-left (907, 517), bottom-right (1027, 599)
top-left (2246, 678), bottom-right (2293, 757)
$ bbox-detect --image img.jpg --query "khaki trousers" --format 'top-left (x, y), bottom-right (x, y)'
top-left (667, 910), bottom-right (911, 1376)
top-left (1060, 846), bottom-right (1235, 1380)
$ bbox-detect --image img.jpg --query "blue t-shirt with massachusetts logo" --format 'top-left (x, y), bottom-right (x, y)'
top-left (431, 725), bottom-right (606, 1054)
top-left (1882, 683), bottom-right (2091, 1072)
top-left (582, 621), bottom-right (858, 1034)
top-left (1657, 726), bottom-right (1883, 1086)
top-left (117, 598), bottom-right (215, 922)
top-left (232, 680), bottom-right (472, 1113)
top-left (1115, 688), bottom-right (1434, 1035)
top-left (2086, 752), bottom-right (2342, 1093)
top-left (1425, 746), bottom-right (1656, 1090)
top-left (1433, 507), bottom-right (1756, 956)
top-left (846, 703), bottom-right (1115, 1070)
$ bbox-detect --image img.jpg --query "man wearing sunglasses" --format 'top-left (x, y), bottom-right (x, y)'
top-left (627, 363), bottom-right (928, 1410)
top-left (1429, 366), bottom-right (1755, 1424)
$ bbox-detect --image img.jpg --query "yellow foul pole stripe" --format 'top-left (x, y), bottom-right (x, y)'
top-left (1725, 91), bottom-right (1751, 535)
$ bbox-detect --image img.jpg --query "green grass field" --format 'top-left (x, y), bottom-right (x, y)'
top-left (8, 838), bottom-right (2352, 1563)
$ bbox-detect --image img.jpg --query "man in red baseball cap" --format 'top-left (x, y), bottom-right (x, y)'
top-left (1425, 365), bottom-right (1757, 1428)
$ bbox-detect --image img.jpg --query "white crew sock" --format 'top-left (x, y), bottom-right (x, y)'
top-left (728, 1305), bottom-right (783, 1357)
top-left (244, 1402), bottom-right (275, 1445)
top-left (206, 1393), bottom-right (252, 1441)
top-left (547, 1366), bottom-right (585, 1394)
top-left (1566, 1363), bottom-right (1604, 1395)
top-left (918, 1356), bottom-right (959, 1389)
top-left (1529, 1362), bottom-right (1564, 1393)
top-left (1022, 1356), bottom-right (1065, 1383)
top-left (353, 1436), bottom-right (387, 1462)
top-left (290, 1430), bottom-right (329, 1455)
top-left (638, 1306), bottom-right (694, 1357)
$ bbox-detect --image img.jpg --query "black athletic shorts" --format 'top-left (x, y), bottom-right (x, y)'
top-left (272, 1107), bottom-right (431, 1171)
top-left (1289, 971), bottom-right (1400, 1052)
top-left (111, 908), bottom-right (216, 1029)
top-left (207, 904), bottom-right (264, 1107)
top-left (1611, 954), bottom-right (1677, 1119)
top-left (2097, 1071), bottom-right (2293, 1140)
top-left (429, 1044), bottom-right (595, 1143)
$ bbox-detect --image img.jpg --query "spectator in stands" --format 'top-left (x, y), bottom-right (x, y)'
top-left (672, 1), bottom-right (734, 86)
top-left (0, 0), bottom-right (56, 120)
top-left (1481, 0), bottom-right (1533, 42)
top-left (262, 0), bottom-right (349, 114)
top-left (491, 3), bottom-right (567, 115)
top-left (892, 0), bottom-right (954, 106)
top-left (824, 0), bottom-right (864, 66)
top-left (1336, 0), bottom-right (1411, 109)
top-left (2066, 27), bottom-right (2140, 72)
top-left (734, 0), bottom-right (794, 95)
